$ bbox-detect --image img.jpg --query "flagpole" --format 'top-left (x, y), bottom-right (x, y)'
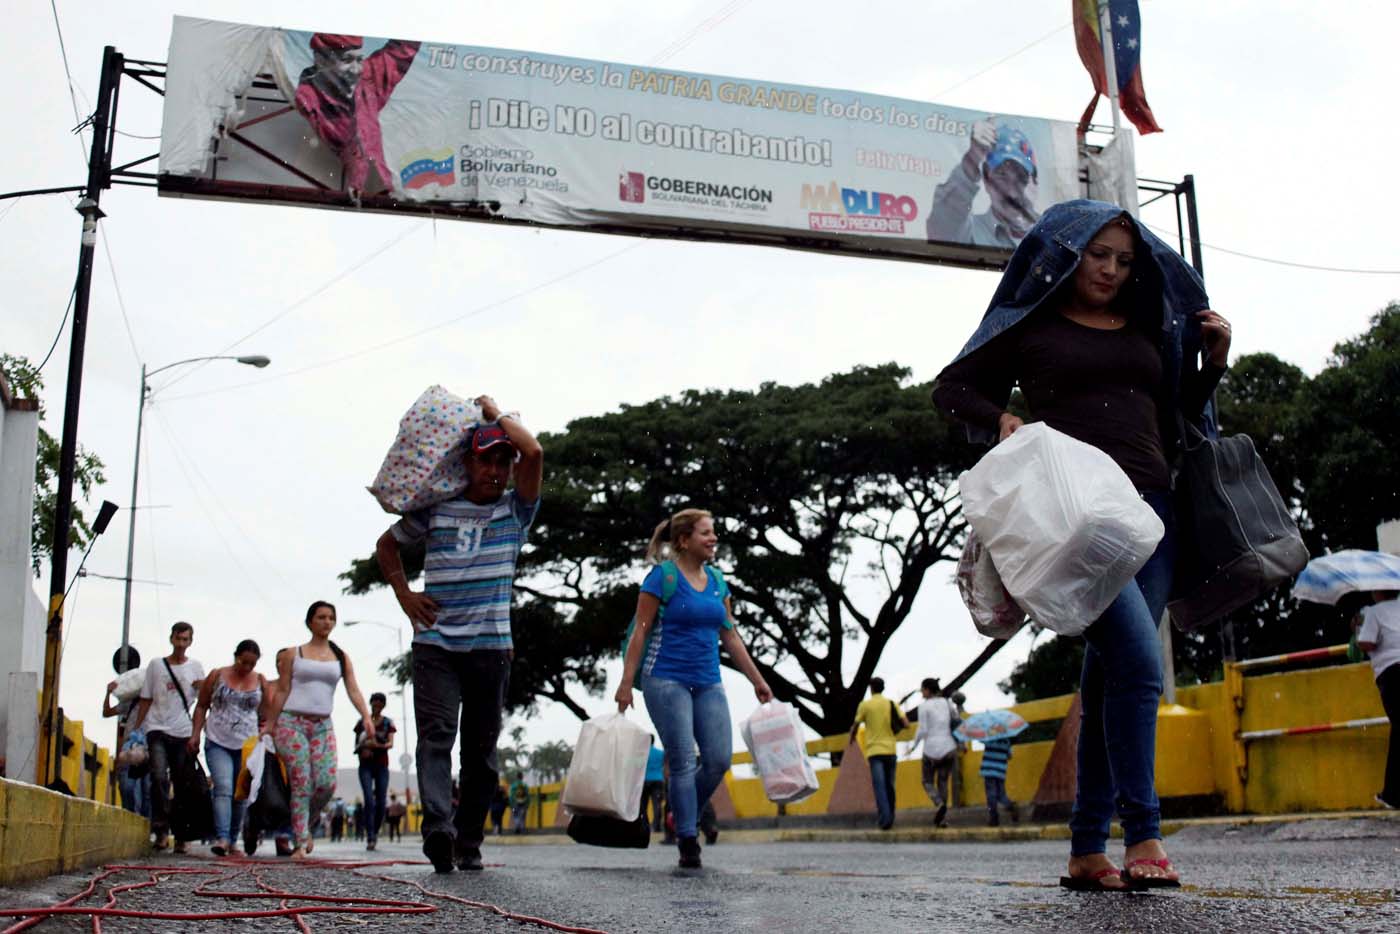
top-left (1097, 1), bottom-right (1123, 134)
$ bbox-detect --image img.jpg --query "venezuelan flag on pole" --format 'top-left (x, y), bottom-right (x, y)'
top-left (1073, 0), bottom-right (1161, 135)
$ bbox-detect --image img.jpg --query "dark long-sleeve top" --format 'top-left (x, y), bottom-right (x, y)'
top-left (933, 310), bottom-right (1225, 492)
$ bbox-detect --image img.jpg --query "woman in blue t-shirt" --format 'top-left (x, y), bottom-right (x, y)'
top-left (616, 508), bottom-right (772, 869)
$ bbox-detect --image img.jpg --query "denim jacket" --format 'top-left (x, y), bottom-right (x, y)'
top-left (939, 198), bottom-right (1219, 451)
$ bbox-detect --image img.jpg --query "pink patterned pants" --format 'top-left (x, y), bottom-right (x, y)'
top-left (273, 712), bottom-right (337, 848)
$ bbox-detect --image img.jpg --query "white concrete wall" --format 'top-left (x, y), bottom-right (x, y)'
top-left (0, 390), bottom-right (45, 776)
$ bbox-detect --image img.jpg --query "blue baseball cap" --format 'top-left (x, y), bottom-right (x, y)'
top-left (985, 126), bottom-right (1037, 181)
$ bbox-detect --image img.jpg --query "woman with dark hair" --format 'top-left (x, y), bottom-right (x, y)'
top-left (932, 199), bottom-right (1232, 890)
top-left (190, 639), bottom-right (270, 856)
top-left (354, 691), bottom-right (396, 851)
top-left (262, 601), bottom-right (377, 859)
top-left (615, 508), bottom-right (772, 869)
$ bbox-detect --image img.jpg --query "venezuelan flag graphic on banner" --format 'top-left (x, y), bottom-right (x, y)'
top-left (399, 147), bottom-right (456, 190)
top-left (1073, 0), bottom-right (1161, 135)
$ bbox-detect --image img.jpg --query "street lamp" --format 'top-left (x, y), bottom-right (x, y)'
top-left (344, 619), bottom-right (414, 797)
top-left (117, 354), bottom-right (271, 673)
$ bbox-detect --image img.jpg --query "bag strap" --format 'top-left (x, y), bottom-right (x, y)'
top-left (163, 658), bottom-right (193, 721)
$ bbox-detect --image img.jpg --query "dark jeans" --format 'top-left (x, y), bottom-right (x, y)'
top-left (118, 768), bottom-right (150, 818)
top-left (358, 762), bottom-right (390, 843)
top-left (412, 644), bottom-right (508, 853)
top-left (1070, 491), bottom-right (1175, 856)
top-left (868, 754), bottom-right (897, 829)
top-left (641, 780), bottom-right (666, 831)
top-left (921, 753), bottom-right (955, 808)
top-left (984, 775), bottom-right (1013, 825)
top-left (145, 730), bottom-right (189, 836)
top-left (1379, 663), bottom-right (1400, 801)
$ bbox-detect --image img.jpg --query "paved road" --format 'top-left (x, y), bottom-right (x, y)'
top-left (2, 821), bottom-right (1397, 932)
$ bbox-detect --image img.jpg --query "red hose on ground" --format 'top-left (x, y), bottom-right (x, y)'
top-left (0, 856), bottom-right (609, 933)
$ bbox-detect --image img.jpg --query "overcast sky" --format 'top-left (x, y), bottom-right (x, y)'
top-left (6, 0), bottom-right (1399, 773)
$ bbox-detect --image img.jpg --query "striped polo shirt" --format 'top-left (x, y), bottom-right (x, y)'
top-left (390, 490), bottom-right (539, 652)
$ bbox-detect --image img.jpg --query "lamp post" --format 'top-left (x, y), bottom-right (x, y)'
top-left (344, 619), bottom-right (413, 797)
top-left (117, 354), bottom-right (270, 674)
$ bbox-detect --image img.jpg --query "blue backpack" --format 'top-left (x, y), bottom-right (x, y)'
top-left (623, 560), bottom-right (730, 687)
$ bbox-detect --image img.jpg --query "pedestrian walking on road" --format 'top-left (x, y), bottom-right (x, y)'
top-left (641, 742), bottom-right (666, 832)
top-left (376, 398), bottom-right (544, 873)
top-left (386, 794), bottom-right (407, 841)
top-left (849, 677), bottom-right (908, 831)
top-left (980, 738), bottom-right (1018, 826)
top-left (131, 622), bottom-right (205, 853)
top-left (909, 677), bottom-right (960, 827)
top-left (616, 508), bottom-right (773, 869)
top-left (933, 199), bottom-right (1233, 889)
top-left (189, 639), bottom-right (269, 856)
top-left (508, 772), bottom-right (530, 833)
top-left (103, 646), bottom-right (149, 819)
top-left (1357, 591), bottom-right (1400, 809)
top-left (262, 600), bottom-right (377, 860)
top-left (354, 692), bottom-right (397, 851)
top-left (330, 799), bottom-right (347, 842)
top-left (490, 782), bottom-right (508, 835)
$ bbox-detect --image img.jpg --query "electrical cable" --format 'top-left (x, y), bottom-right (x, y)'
top-left (100, 225), bottom-right (144, 364)
top-left (47, 0), bottom-right (90, 168)
top-left (647, 0), bottom-right (753, 65)
top-left (1139, 221), bottom-right (1400, 276)
top-left (934, 20), bottom-right (1072, 98)
top-left (32, 280), bottom-right (77, 376)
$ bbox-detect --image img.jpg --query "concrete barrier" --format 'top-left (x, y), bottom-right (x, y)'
top-left (0, 778), bottom-right (148, 885)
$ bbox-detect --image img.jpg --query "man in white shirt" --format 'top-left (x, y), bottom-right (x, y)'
top-left (1357, 592), bottom-right (1400, 809)
top-left (131, 622), bottom-right (205, 851)
top-left (908, 677), bottom-right (960, 827)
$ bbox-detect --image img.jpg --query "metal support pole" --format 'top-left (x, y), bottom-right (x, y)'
top-left (1097, 1), bottom-right (1123, 134)
top-left (1183, 174), bottom-right (1204, 278)
top-left (118, 365), bottom-right (146, 675)
top-left (39, 45), bottom-right (122, 788)
top-left (1158, 610), bottom-right (1176, 703)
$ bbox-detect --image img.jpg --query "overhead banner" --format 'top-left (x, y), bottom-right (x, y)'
top-left (160, 17), bottom-right (1110, 267)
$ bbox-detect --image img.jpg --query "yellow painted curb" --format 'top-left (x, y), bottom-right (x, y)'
top-left (0, 778), bottom-right (149, 885)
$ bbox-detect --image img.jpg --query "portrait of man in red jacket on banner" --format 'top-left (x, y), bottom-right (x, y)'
top-left (294, 33), bottom-right (422, 200)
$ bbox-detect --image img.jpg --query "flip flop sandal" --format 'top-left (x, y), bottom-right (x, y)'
top-left (1122, 857), bottom-right (1181, 889)
top-left (1059, 867), bottom-right (1130, 892)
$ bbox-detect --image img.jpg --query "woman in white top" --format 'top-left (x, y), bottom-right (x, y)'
top-left (189, 639), bottom-right (271, 856)
top-left (262, 600), bottom-right (376, 858)
top-left (908, 677), bottom-right (960, 827)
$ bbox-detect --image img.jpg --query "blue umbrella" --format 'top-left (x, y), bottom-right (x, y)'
top-left (1293, 550), bottom-right (1400, 606)
top-left (953, 709), bottom-right (1029, 743)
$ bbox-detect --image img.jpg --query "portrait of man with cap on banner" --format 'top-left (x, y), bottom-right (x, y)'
top-left (927, 119), bottom-right (1041, 250)
top-left (293, 32), bottom-right (422, 199)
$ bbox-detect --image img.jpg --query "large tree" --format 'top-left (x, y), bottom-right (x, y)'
top-left (343, 364), bottom-right (971, 734)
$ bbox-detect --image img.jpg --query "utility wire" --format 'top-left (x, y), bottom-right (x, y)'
top-left (101, 228), bottom-right (143, 365)
top-left (34, 280), bottom-right (78, 376)
top-left (647, 0), bottom-right (753, 65)
top-left (1140, 222), bottom-right (1400, 276)
top-left (142, 426), bottom-right (164, 628)
top-left (48, 0), bottom-right (89, 168)
top-left (935, 20), bottom-right (1072, 98)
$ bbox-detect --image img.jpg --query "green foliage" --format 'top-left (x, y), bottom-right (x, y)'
top-left (998, 630), bottom-right (1084, 702)
top-left (527, 740), bottom-right (573, 783)
top-left (0, 354), bottom-right (107, 573)
top-left (349, 364), bottom-right (971, 733)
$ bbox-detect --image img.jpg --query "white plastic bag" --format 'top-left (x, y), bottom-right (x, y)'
top-left (959, 423), bottom-right (1164, 636)
top-left (740, 702), bottom-right (819, 804)
top-left (956, 529), bottom-right (1027, 639)
top-left (111, 666), bottom-right (145, 703)
top-left (560, 713), bottom-right (651, 820)
top-left (367, 386), bottom-right (482, 515)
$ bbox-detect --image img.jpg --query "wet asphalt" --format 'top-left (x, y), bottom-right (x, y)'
top-left (1, 820), bottom-right (1397, 932)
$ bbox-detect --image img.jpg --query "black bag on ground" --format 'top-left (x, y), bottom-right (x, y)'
top-left (1168, 424), bottom-right (1308, 630)
top-left (567, 813), bottom-right (651, 849)
top-left (245, 749), bottom-right (292, 837)
top-left (171, 756), bottom-right (215, 842)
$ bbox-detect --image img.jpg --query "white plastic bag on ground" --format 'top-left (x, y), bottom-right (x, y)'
top-left (959, 423), bottom-right (1164, 636)
top-left (740, 702), bottom-right (819, 804)
top-left (956, 529), bottom-right (1027, 640)
top-left (367, 386), bottom-right (482, 515)
top-left (561, 713), bottom-right (651, 820)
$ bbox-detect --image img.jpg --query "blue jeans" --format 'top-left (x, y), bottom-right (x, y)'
top-left (1070, 491), bottom-right (1176, 856)
top-left (118, 768), bottom-right (150, 817)
top-left (358, 762), bottom-right (390, 843)
top-left (868, 754), bottom-right (897, 829)
top-left (205, 740), bottom-right (247, 844)
top-left (642, 677), bottom-right (732, 841)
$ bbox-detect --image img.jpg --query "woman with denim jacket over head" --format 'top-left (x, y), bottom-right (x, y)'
top-left (932, 200), bottom-right (1232, 890)
top-left (615, 509), bottom-right (772, 869)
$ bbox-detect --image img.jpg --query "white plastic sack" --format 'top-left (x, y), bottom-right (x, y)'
top-left (561, 713), bottom-right (651, 820)
top-left (244, 735), bottom-right (277, 804)
top-left (956, 530), bottom-right (1027, 640)
top-left (740, 702), bottom-right (819, 804)
top-left (367, 386), bottom-right (481, 515)
top-left (111, 666), bottom-right (146, 703)
top-left (959, 423), bottom-right (1164, 636)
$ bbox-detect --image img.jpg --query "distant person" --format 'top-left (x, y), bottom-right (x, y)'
top-left (490, 783), bottom-right (508, 835)
top-left (508, 772), bottom-right (530, 834)
top-left (849, 676), bottom-right (908, 830)
top-left (387, 793), bottom-right (408, 842)
top-left (330, 798), bottom-right (347, 842)
top-left (980, 737), bottom-right (1018, 827)
top-left (189, 639), bottom-right (269, 856)
top-left (615, 508), bottom-right (773, 869)
top-left (293, 33), bottom-right (422, 199)
top-left (261, 600), bottom-right (378, 860)
top-left (1358, 590), bottom-right (1400, 809)
top-left (130, 622), bottom-right (205, 853)
top-left (354, 691), bottom-right (397, 851)
top-left (376, 398), bottom-right (544, 873)
top-left (909, 677), bottom-right (959, 827)
top-left (102, 646), bottom-right (148, 818)
top-left (927, 120), bottom-right (1040, 249)
top-left (642, 742), bottom-right (666, 832)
